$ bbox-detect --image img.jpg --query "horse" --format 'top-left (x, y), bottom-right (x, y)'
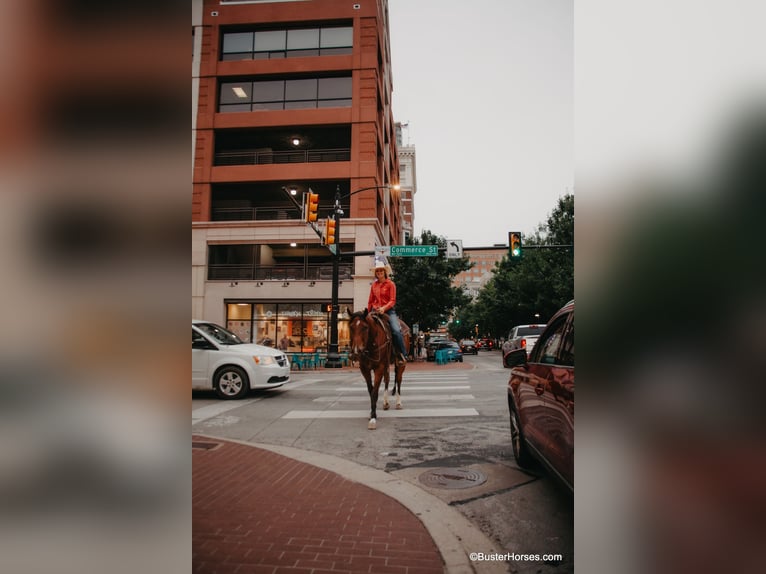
top-left (348, 309), bottom-right (411, 430)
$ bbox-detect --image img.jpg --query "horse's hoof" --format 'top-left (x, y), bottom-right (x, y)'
top-left (368, 419), bottom-right (377, 430)
top-left (395, 403), bottom-right (402, 410)
top-left (383, 402), bottom-right (390, 410)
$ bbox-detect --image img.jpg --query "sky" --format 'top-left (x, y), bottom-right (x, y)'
top-left (388, 0), bottom-right (573, 248)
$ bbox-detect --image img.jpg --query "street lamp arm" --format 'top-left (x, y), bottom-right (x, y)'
top-left (336, 184), bottom-right (400, 202)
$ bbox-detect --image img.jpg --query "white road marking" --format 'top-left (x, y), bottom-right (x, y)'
top-left (282, 408), bottom-right (479, 419)
top-left (312, 394), bottom-right (475, 403)
top-left (333, 385), bottom-right (471, 391)
top-left (192, 399), bottom-right (260, 425)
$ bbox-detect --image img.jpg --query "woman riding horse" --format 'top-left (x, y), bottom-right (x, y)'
top-left (348, 309), bottom-right (409, 430)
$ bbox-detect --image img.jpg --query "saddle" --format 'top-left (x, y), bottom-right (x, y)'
top-left (369, 311), bottom-right (409, 365)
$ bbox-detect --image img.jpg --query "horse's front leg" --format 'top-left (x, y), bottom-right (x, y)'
top-left (394, 362), bottom-right (406, 410)
top-left (368, 367), bottom-right (383, 430)
top-left (382, 366), bottom-right (391, 410)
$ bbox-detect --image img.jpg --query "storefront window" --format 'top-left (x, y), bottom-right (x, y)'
top-left (225, 301), bottom-right (350, 352)
top-left (226, 303), bottom-right (252, 342)
top-left (252, 303), bottom-right (277, 347)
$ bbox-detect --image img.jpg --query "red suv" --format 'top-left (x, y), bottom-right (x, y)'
top-left (504, 300), bottom-right (574, 492)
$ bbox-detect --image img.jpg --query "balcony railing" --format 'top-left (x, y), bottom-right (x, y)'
top-left (211, 207), bottom-right (299, 221)
top-left (208, 263), bottom-right (353, 281)
top-left (214, 147), bottom-right (351, 166)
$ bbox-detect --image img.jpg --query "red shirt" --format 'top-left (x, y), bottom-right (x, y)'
top-left (368, 278), bottom-right (397, 313)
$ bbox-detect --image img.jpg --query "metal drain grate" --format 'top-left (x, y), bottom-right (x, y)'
top-left (418, 468), bottom-right (487, 490)
top-left (192, 440), bottom-right (221, 451)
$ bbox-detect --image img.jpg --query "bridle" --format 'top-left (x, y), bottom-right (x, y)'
top-left (350, 313), bottom-right (390, 363)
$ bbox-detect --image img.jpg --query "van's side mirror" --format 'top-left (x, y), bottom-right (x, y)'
top-left (503, 348), bottom-right (528, 368)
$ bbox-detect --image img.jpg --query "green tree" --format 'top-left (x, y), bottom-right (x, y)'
top-left (471, 194), bottom-right (574, 334)
top-left (389, 230), bottom-right (472, 331)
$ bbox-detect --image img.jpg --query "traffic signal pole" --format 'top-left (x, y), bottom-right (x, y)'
top-left (325, 189), bottom-right (343, 368)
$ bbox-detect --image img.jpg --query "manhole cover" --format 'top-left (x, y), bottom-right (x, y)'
top-left (418, 468), bottom-right (487, 489)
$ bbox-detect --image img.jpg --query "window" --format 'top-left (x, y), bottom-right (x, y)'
top-left (532, 314), bottom-right (570, 365)
top-left (220, 76), bottom-right (352, 113)
top-left (221, 25), bottom-right (352, 61)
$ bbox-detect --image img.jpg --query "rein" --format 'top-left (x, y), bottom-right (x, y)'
top-left (352, 313), bottom-right (391, 364)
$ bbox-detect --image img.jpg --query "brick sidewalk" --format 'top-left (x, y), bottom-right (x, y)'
top-left (193, 437), bottom-right (445, 573)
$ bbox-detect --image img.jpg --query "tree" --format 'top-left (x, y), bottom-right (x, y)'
top-left (389, 230), bottom-right (472, 331)
top-left (470, 194), bottom-right (574, 334)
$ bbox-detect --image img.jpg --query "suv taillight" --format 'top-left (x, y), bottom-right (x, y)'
top-left (521, 339), bottom-right (527, 348)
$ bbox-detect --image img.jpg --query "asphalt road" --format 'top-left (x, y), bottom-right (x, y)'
top-left (192, 350), bottom-right (573, 574)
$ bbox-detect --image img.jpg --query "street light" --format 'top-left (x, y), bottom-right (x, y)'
top-left (325, 183), bottom-right (400, 368)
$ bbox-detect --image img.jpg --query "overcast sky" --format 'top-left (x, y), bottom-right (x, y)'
top-left (388, 0), bottom-right (573, 248)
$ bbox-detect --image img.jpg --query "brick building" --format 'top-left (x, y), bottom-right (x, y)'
top-left (192, 0), bottom-right (401, 352)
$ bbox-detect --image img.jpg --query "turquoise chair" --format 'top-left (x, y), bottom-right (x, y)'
top-left (290, 353), bottom-right (304, 370)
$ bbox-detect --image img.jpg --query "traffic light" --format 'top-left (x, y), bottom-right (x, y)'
top-left (509, 232), bottom-right (522, 258)
top-left (304, 192), bottom-right (319, 222)
top-left (323, 217), bottom-right (336, 245)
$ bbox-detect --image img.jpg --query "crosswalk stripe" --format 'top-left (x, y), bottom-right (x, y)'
top-left (313, 394), bottom-right (475, 403)
top-left (282, 408), bottom-right (478, 419)
top-left (333, 385), bottom-right (471, 391)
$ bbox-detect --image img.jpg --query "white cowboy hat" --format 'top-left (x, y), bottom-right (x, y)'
top-left (370, 257), bottom-right (392, 276)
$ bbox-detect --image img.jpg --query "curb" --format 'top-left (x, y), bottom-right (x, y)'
top-left (196, 434), bottom-right (507, 574)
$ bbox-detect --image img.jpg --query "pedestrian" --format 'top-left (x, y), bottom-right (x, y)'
top-left (367, 259), bottom-right (407, 363)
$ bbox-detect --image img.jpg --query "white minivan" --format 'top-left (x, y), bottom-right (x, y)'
top-left (192, 320), bottom-right (291, 399)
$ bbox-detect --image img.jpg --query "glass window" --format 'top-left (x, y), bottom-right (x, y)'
top-left (318, 77), bottom-right (352, 100)
top-left (318, 99), bottom-right (351, 108)
top-left (285, 79), bottom-right (317, 101)
top-left (227, 319), bottom-right (251, 343)
top-left (227, 303), bottom-right (252, 320)
top-left (252, 80), bottom-right (284, 103)
top-left (223, 32), bottom-right (253, 54)
top-left (220, 103), bottom-right (252, 113)
top-left (533, 315), bottom-right (568, 365)
top-left (559, 321), bottom-right (574, 367)
top-left (320, 27), bottom-right (352, 48)
top-left (287, 28), bottom-right (319, 50)
top-left (220, 82), bottom-right (252, 104)
top-left (254, 30), bottom-right (286, 52)
top-left (253, 303), bottom-right (277, 319)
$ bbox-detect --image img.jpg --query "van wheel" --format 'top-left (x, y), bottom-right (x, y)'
top-left (509, 402), bottom-right (535, 468)
top-left (215, 366), bottom-right (249, 399)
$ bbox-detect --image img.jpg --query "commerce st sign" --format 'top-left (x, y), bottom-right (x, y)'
top-left (376, 245), bottom-right (438, 257)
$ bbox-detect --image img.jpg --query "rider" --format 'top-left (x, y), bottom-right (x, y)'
top-left (367, 259), bottom-right (407, 363)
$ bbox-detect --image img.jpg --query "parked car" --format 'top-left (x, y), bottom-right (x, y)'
top-left (478, 338), bottom-right (494, 351)
top-left (459, 339), bottom-right (478, 355)
top-left (502, 324), bottom-right (547, 366)
top-left (443, 341), bottom-right (464, 362)
top-left (425, 337), bottom-right (449, 361)
top-left (193, 320), bottom-right (291, 399)
top-left (505, 300), bottom-right (574, 491)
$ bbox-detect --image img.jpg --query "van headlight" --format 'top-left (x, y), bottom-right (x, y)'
top-left (253, 356), bottom-right (276, 365)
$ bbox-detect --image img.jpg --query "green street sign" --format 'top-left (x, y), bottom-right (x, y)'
top-left (389, 245), bottom-right (438, 257)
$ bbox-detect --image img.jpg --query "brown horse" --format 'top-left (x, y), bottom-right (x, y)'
top-left (348, 309), bottom-right (410, 430)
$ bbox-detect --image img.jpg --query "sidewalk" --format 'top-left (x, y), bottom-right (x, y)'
top-left (193, 356), bottom-right (506, 574)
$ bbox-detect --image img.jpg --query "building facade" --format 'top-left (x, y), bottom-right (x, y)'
top-left (395, 122), bottom-right (416, 243)
top-left (454, 246), bottom-right (509, 299)
top-left (192, 0), bottom-right (402, 353)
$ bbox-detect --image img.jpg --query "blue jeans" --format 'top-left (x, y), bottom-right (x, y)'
top-left (385, 309), bottom-right (406, 356)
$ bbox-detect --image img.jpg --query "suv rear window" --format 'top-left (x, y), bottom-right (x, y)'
top-left (518, 325), bottom-right (545, 336)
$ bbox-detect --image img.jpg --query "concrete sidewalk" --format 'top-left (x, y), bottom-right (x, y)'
top-left (193, 355), bottom-right (507, 573)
